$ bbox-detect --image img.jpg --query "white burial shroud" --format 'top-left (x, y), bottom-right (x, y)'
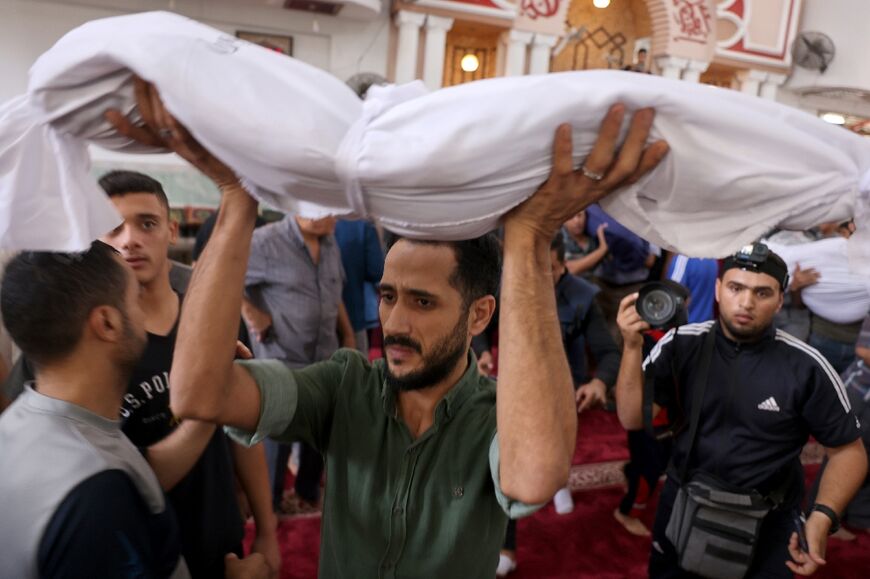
top-left (3, 11), bottom-right (870, 262)
top-left (767, 237), bottom-right (870, 325)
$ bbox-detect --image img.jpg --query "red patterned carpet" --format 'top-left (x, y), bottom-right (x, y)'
top-left (245, 409), bottom-right (870, 578)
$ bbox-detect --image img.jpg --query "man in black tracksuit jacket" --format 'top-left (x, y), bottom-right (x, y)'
top-left (614, 243), bottom-right (866, 578)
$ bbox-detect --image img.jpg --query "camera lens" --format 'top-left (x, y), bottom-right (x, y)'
top-left (641, 289), bottom-right (676, 324)
top-left (636, 280), bottom-right (689, 330)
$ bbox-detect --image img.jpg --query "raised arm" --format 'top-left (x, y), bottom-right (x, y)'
top-left (107, 80), bottom-right (262, 429)
top-left (565, 224), bottom-right (609, 276)
top-left (497, 105), bottom-right (668, 503)
top-left (614, 292), bottom-right (652, 430)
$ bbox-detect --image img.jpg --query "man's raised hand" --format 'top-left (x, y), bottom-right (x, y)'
top-left (505, 104), bottom-right (669, 240)
top-left (105, 77), bottom-right (239, 189)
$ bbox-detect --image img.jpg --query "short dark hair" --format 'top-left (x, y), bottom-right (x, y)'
top-left (386, 233), bottom-right (502, 307)
top-left (550, 232), bottom-right (566, 263)
top-left (638, 48), bottom-right (648, 54)
top-left (98, 170), bottom-right (170, 214)
top-left (1, 241), bottom-right (129, 367)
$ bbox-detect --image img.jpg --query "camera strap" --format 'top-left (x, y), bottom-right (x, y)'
top-left (678, 323), bottom-right (718, 485)
top-left (642, 357), bottom-right (659, 439)
top-left (642, 324), bottom-right (717, 441)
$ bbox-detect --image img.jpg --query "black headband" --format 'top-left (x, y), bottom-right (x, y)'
top-left (722, 243), bottom-right (789, 290)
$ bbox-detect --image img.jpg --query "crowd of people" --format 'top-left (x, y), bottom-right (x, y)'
top-left (1, 71), bottom-right (869, 579)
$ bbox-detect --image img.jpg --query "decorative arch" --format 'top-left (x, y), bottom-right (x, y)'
top-left (551, 0), bottom-right (652, 72)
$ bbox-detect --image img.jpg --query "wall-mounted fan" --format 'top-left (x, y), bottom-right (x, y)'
top-left (792, 31), bottom-right (835, 73)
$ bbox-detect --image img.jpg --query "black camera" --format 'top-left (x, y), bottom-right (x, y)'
top-left (636, 280), bottom-right (689, 330)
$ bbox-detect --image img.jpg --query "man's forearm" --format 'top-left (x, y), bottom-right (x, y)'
top-left (565, 247), bottom-right (606, 276)
top-left (170, 184), bottom-right (259, 420)
top-left (816, 438), bottom-right (868, 516)
top-left (615, 345), bottom-right (645, 430)
top-left (497, 227), bottom-right (576, 504)
top-left (146, 420), bottom-right (216, 491)
top-left (231, 442), bottom-right (278, 535)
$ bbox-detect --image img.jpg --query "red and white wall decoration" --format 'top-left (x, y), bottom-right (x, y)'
top-left (673, 0), bottom-right (714, 44)
top-left (716, 0), bottom-right (802, 67)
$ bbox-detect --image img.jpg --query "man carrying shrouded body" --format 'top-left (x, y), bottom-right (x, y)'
top-left (106, 78), bottom-right (669, 578)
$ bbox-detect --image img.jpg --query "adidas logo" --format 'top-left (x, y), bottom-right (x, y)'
top-left (757, 397), bottom-right (781, 412)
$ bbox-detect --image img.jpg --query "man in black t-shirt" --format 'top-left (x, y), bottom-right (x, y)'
top-left (99, 171), bottom-right (281, 578)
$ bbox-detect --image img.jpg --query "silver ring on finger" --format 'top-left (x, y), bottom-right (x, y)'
top-left (581, 165), bottom-right (605, 181)
top-left (158, 128), bottom-right (173, 140)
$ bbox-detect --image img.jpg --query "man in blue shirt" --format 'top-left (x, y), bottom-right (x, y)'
top-left (585, 205), bottom-right (654, 341)
top-left (334, 219), bottom-right (384, 354)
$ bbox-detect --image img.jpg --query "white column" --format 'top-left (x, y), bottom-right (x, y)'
top-left (736, 69), bottom-right (768, 97)
top-left (395, 11), bottom-right (427, 84)
top-left (654, 56), bottom-right (688, 80)
top-left (504, 30), bottom-right (534, 77)
top-left (681, 59), bottom-right (710, 83)
top-left (759, 72), bottom-right (787, 101)
top-left (528, 33), bottom-right (558, 75)
top-left (421, 15), bottom-right (454, 90)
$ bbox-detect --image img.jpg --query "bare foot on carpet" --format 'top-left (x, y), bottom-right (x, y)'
top-left (831, 527), bottom-right (857, 541)
top-left (613, 509), bottom-right (651, 537)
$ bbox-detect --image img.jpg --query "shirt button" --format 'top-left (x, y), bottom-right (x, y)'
top-left (393, 506), bottom-right (404, 515)
top-left (453, 486), bottom-right (464, 498)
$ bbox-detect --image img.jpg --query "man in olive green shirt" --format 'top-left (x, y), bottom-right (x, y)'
top-left (108, 79), bottom-right (667, 578)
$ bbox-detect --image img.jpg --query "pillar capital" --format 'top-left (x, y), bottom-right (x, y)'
top-left (531, 33), bottom-right (558, 48)
top-left (424, 15), bottom-right (454, 31)
top-left (395, 10), bottom-right (427, 28)
top-left (507, 30), bottom-right (534, 45)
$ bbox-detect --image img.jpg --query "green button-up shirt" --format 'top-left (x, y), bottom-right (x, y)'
top-left (228, 349), bottom-right (538, 579)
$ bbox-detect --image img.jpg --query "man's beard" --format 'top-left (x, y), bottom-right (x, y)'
top-left (384, 315), bottom-right (469, 392)
top-left (117, 311), bottom-right (148, 378)
top-left (720, 314), bottom-right (769, 342)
